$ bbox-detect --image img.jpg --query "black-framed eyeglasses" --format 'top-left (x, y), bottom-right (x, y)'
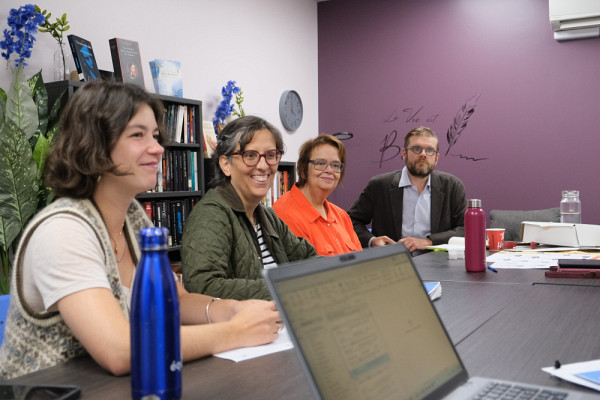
top-left (308, 159), bottom-right (344, 172)
top-left (405, 146), bottom-right (438, 156)
top-left (231, 149), bottom-right (283, 166)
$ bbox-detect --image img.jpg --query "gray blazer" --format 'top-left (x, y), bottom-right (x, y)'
top-left (348, 169), bottom-right (467, 248)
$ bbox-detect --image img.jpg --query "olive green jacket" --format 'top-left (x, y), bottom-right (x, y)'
top-left (181, 183), bottom-right (317, 300)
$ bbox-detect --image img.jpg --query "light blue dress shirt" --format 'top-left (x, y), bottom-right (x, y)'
top-left (399, 166), bottom-right (432, 239)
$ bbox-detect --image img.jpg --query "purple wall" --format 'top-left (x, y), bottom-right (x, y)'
top-left (318, 0), bottom-right (600, 224)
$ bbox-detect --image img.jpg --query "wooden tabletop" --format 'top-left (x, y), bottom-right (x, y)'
top-left (6, 251), bottom-right (600, 398)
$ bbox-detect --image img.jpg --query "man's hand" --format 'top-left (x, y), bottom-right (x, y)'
top-left (371, 236), bottom-right (396, 247)
top-left (399, 237), bottom-right (432, 252)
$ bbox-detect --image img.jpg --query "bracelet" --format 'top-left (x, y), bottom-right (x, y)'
top-left (205, 297), bottom-right (221, 324)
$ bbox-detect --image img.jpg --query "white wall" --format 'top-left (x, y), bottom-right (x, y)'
top-left (0, 0), bottom-right (318, 162)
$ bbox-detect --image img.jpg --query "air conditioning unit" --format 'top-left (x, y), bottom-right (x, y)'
top-left (549, 0), bottom-right (600, 41)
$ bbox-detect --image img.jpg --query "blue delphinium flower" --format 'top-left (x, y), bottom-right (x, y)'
top-left (0, 4), bottom-right (45, 67)
top-left (213, 80), bottom-right (241, 126)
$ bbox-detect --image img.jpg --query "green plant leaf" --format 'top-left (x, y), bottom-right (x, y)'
top-left (0, 211), bottom-right (20, 252)
top-left (0, 122), bottom-right (39, 250)
top-left (29, 70), bottom-right (49, 140)
top-left (5, 66), bottom-right (39, 140)
top-left (32, 133), bottom-right (50, 179)
top-left (0, 247), bottom-right (10, 295)
top-left (0, 88), bottom-right (5, 129)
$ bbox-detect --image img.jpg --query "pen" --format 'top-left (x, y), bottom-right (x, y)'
top-left (487, 265), bottom-right (498, 273)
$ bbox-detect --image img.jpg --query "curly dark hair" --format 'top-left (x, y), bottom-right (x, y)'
top-left (209, 115), bottom-right (285, 188)
top-left (296, 135), bottom-right (346, 188)
top-left (44, 80), bottom-right (166, 198)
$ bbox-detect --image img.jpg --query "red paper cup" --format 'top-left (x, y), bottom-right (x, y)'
top-left (486, 228), bottom-right (505, 251)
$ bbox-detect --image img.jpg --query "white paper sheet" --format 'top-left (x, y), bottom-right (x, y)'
top-left (214, 327), bottom-right (294, 362)
top-left (486, 252), bottom-right (595, 269)
top-left (542, 359), bottom-right (600, 392)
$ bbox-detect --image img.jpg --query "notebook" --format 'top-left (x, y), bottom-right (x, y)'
top-left (262, 244), bottom-right (596, 399)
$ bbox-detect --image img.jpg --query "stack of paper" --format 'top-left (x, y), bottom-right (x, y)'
top-left (424, 281), bottom-right (442, 301)
top-left (426, 237), bottom-right (465, 259)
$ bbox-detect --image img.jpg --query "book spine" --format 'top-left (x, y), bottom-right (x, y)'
top-left (156, 202), bottom-right (163, 227)
top-left (109, 38), bottom-right (124, 82)
top-left (165, 200), bottom-right (173, 246)
top-left (192, 151), bottom-right (198, 191)
top-left (162, 152), bottom-right (167, 192)
top-left (167, 105), bottom-right (176, 143)
top-left (165, 150), bottom-right (171, 192)
top-left (186, 150), bottom-right (192, 191)
top-left (143, 202), bottom-right (153, 221)
top-left (175, 200), bottom-right (183, 246)
top-left (188, 106), bottom-right (194, 144)
top-left (68, 35), bottom-right (84, 81)
top-left (182, 105), bottom-right (188, 144)
top-left (173, 150), bottom-right (180, 191)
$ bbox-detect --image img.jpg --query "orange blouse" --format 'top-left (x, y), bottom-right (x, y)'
top-left (273, 184), bottom-right (362, 256)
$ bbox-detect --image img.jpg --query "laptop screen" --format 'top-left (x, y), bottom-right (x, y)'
top-left (264, 245), bottom-right (467, 400)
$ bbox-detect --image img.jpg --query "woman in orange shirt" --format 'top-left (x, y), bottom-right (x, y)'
top-left (273, 135), bottom-right (361, 256)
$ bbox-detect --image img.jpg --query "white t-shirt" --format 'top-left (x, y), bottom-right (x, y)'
top-left (22, 214), bottom-right (117, 313)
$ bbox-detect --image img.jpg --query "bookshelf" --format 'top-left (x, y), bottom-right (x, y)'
top-left (45, 80), bottom-right (205, 256)
top-left (262, 161), bottom-right (296, 207)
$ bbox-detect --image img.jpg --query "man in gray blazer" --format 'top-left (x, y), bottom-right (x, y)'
top-left (348, 126), bottom-right (466, 253)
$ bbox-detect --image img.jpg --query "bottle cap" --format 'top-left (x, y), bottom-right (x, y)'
top-left (139, 227), bottom-right (170, 250)
top-left (562, 190), bottom-right (579, 197)
top-left (468, 199), bottom-right (482, 208)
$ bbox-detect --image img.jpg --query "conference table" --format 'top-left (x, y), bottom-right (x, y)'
top-left (6, 251), bottom-right (600, 398)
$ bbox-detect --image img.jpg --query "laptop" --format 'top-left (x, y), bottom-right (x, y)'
top-left (262, 244), bottom-right (596, 399)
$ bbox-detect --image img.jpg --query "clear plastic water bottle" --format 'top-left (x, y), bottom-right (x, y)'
top-left (560, 190), bottom-right (581, 224)
top-left (465, 199), bottom-right (486, 272)
top-left (131, 227), bottom-right (182, 400)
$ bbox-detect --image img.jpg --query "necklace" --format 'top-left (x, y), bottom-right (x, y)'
top-left (109, 227), bottom-right (127, 263)
top-left (109, 230), bottom-right (122, 253)
top-left (89, 198), bottom-right (128, 264)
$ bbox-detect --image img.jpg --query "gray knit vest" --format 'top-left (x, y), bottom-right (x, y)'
top-left (0, 197), bottom-right (149, 379)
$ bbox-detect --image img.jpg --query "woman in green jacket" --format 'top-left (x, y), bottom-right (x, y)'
top-left (181, 116), bottom-right (317, 300)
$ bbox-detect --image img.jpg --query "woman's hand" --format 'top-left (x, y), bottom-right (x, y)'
top-left (227, 300), bottom-right (281, 348)
top-left (232, 298), bottom-right (272, 314)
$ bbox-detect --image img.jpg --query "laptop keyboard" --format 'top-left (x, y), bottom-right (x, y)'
top-left (473, 382), bottom-right (569, 400)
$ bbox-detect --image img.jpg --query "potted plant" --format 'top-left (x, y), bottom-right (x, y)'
top-left (34, 5), bottom-right (72, 81)
top-left (0, 4), bottom-right (64, 294)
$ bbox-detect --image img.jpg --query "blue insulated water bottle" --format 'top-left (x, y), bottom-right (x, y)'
top-left (131, 227), bottom-right (182, 400)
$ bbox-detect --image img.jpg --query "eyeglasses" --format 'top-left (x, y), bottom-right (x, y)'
top-left (405, 146), bottom-right (438, 156)
top-left (308, 159), bottom-right (344, 172)
top-left (231, 149), bottom-right (282, 166)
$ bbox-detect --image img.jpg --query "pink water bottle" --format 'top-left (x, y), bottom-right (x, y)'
top-left (465, 199), bottom-right (486, 272)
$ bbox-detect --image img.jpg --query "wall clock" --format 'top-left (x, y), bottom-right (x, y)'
top-left (279, 90), bottom-right (303, 131)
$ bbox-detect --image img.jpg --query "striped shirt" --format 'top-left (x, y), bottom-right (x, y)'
top-left (254, 223), bottom-right (277, 269)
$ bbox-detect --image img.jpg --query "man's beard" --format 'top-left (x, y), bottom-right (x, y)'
top-left (406, 159), bottom-right (434, 178)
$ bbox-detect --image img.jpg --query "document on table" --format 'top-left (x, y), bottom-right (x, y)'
top-left (424, 281), bottom-right (442, 301)
top-left (486, 252), bottom-right (596, 269)
top-left (214, 327), bottom-right (294, 362)
top-left (542, 359), bottom-right (600, 392)
top-left (425, 236), bottom-right (465, 251)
